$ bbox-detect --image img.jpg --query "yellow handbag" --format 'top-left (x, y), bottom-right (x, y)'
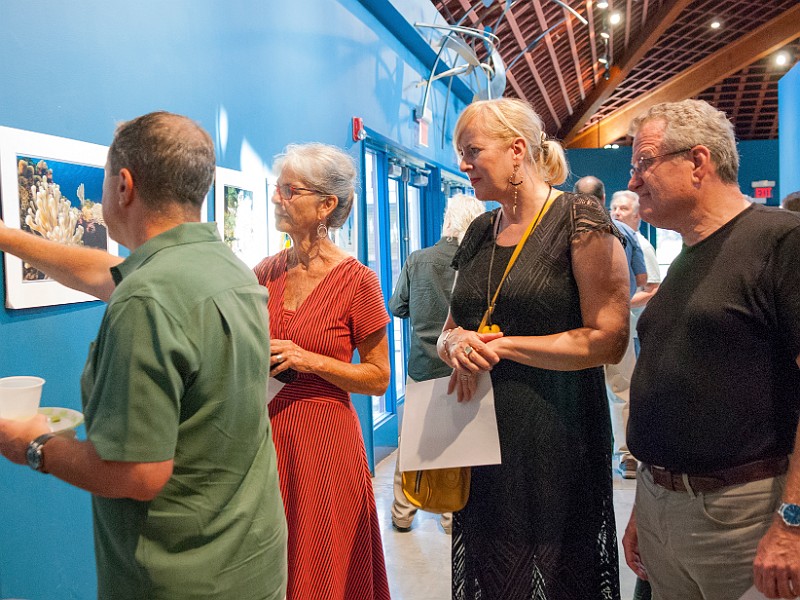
top-left (401, 467), bottom-right (471, 514)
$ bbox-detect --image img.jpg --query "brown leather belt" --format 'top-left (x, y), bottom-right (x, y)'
top-left (647, 456), bottom-right (789, 493)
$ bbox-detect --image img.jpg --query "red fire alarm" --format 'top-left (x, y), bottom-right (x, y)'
top-left (352, 117), bottom-right (367, 142)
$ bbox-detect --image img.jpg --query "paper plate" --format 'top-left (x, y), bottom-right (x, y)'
top-left (40, 407), bottom-right (84, 434)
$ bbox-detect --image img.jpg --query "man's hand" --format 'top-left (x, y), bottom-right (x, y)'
top-left (0, 415), bottom-right (52, 464)
top-left (753, 518), bottom-right (800, 599)
top-left (622, 507), bottom-right (649, 580)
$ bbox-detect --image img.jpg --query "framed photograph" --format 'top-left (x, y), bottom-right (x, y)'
top-left (214, 167), bottom-right (268, 269)
top-left (0, 126), bottom-right (118, 309)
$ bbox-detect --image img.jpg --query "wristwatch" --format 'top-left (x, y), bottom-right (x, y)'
top-left (26, 433), bottom-right (55, 473)
top-left (777, 502), bottom-right (800, 527)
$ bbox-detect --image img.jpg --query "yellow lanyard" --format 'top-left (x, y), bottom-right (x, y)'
top-left (478, 187), bottom-right (557, 333)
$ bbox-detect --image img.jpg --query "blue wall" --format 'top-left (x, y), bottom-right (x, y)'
top-left (0, 2), bottom-right (465, 598)
top-left (779, 62), bottom-right (800, 201)
top-left (566, 139), bottom-right (781, 206)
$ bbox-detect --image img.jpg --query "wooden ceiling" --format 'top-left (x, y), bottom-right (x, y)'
top-left (430, 0), bottom-right (800, 148)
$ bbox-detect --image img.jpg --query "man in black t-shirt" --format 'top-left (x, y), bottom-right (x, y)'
top-left (620, 99), bottom-right (800, 600)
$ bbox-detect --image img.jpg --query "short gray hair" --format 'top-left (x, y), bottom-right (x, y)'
top-left (273, 143), bottom-right (357, 228)
top-left (108, 111), bottom-right (215, 211)
top-left (611, 190), bottom-right (640, 215)
top-left (629, 99), bottom-right (738, 185)
top-left (443, 193), bottom-right (485, 242)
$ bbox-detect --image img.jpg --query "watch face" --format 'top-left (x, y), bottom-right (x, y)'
top-left (780, 503), bottom-right (800, 526)
top-left (26, 444), bottom-right (43, 471)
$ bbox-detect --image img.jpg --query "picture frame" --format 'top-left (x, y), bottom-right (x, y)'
top-left (214, 167), bottom-right (269, 269)
top-left (0, 126), bottom-right (118, 309)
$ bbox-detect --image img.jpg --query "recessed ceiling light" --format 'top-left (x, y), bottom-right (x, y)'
top-left (776, 52), bottom-right (789, 66)
top-left (609, 12), bottom-right (622, 25)
top-left (600, 31), bottom-right (610, 39)
top-left (710, 20), bottom-right (721, 29)
top-left (604, 144), bottom-right (612, 149)
top-left (597, 0), bottom-right (609, 8)
top-left (611, 144), bottom-right (620, 149)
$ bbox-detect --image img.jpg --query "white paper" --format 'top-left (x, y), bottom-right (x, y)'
top-left (738, 585), bottom-right (798, 600)
top-left (267, 378), bottom-right (285, 404)
top-left (398, 373), bottom-right (501, 472)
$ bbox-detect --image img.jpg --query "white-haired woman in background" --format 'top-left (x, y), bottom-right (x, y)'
top-left (254, 143), bottom-right (391, 600)
top-left (388, 193), bottom-right (485, 534)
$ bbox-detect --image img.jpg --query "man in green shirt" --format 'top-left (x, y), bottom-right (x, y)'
top-left (0, 112), bottom-right (287, 599)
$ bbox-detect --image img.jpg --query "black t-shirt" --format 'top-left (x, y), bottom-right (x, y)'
top-left (629, 204), bottom-right (800, 473)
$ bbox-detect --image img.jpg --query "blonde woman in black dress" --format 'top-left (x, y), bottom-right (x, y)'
top-left (437, 98), bottom-right (630, 600)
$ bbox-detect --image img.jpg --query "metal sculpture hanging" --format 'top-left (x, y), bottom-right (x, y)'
top-left (415, 0), bottom-right (587, 148)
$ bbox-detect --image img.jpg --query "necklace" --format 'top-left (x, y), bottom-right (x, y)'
top-left (484, 185), bottom-right (553, 331)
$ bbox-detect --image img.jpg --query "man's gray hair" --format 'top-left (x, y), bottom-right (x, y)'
top-left (108, 111), bottom-right (215, 210)
top-left (443, 193), bottom-right (485, 242)
top-left (273, 143), bottom-right (357, 229)
top-left (611, 190), bottom-right (640, 214)
top-left (629, 99), bottom-right (738, 185)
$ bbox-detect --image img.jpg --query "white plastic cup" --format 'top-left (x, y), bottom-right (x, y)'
top-left (0, 376), bottom-right (45, 420)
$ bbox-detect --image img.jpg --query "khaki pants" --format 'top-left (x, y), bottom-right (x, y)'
top-left (392, 446), bottom-right (452, 531)
top-left (605, 330), bottom-right (636, 460)
top-left (635, 464), bottom-right (785, 600)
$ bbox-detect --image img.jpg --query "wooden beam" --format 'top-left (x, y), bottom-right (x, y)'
top-left (567, 3), bottom-right (800, 148)
top-left (557, 0), bottom-right (693, 143)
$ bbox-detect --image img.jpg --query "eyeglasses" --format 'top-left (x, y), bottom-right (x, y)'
top-left (630, 148), bottom-right (693, 179)
top-left (276, 183), bottom-right (325, 201)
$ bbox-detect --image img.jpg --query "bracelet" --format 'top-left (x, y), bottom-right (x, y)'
top-left (441, 327), bottom-right (460, 359)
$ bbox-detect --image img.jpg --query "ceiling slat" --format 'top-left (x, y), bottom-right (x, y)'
top-left (505, 8), bottom-right (562, 126)
top-left (564, 8), bottom-right (586, 100)
top-left (530, 0), bottom-right (573, 114)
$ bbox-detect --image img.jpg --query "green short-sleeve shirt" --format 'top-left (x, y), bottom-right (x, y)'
top-left (80, 223), bottom-right (287, 600)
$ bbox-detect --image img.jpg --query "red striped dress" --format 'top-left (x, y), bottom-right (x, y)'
top-left (253, 251), bottom-right (392, 600)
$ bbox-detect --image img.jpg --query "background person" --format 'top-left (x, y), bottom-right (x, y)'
top-left (0, 111), bottom-right (288, 600)
top-left (621, 99), bottom-right (800, 600)
top-left (610, 189), bottom-right (661, 355)
top-left (439, 98), bottom-right (630, 600)
top-left (388, 193), bottom-right (485, 535)
top-left (574, 176), bottom-right (646, 480)
top-left (782, 190), bottom-right (800, 212)
top-left (253, 143), bottom-right (392, 600)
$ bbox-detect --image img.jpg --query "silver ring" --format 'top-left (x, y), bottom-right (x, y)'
top-left (275, 353), bottom-right (284, 363)
top-left (464, 345), bottom-right (474, 356)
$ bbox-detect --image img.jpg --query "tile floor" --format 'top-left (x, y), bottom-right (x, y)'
top-left (373, 451), bottom-right (639, 600)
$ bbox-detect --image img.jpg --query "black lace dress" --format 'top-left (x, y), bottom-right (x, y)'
top-left (450, 193), bottom-right (621, 600)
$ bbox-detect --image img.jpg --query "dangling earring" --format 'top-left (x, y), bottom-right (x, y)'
top-left (317, 221), bottom-right (329, 239)
top-left (509, 164), bottom-right (523, 215)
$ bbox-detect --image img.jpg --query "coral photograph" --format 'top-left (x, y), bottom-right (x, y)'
top-left (16, 155), bottom-right (107, 282)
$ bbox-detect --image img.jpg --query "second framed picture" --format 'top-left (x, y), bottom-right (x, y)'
top-left (214, 167), bottom-right (269, 269)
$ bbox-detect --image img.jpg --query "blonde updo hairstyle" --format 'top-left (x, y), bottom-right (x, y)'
top-left (273, 142), bottom-right (358, 228)
top-left (453, 98), bottom-right (568, 186)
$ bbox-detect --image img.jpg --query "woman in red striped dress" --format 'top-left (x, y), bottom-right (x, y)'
top-left (253, 142), bottom-right (392, 600)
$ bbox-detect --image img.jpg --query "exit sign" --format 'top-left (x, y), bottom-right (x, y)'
top-left (751, 180), bottom-right (775, 204)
